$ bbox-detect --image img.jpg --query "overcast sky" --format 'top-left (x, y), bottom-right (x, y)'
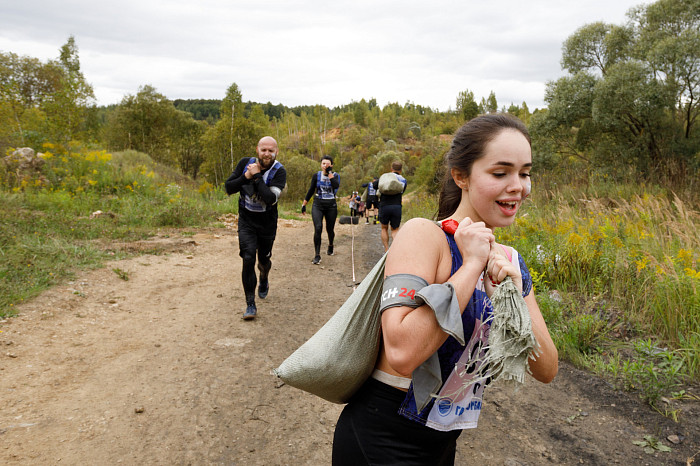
top-left (0, 0), bottom-right (648, 111)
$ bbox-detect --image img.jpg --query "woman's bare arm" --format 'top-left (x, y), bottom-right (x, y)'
top-left (523, 291), bottom-right (558, 383)
top-left (379, 218), bottom-right (492, 376)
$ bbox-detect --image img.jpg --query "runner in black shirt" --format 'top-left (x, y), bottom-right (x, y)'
top-left (225, 136), bottom-right (287, 320)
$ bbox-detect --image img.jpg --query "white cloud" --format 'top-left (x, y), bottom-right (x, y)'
top-left (0, 0), bottom-right (648, 110)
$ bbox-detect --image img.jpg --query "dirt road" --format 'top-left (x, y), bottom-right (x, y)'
top-left (1, 219), bottom-right (697, 465)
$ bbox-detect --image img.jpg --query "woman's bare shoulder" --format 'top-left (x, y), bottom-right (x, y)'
top-left (400, 217), bottom-right (442, 233)
top-left (386, 218), bottom-right (448, 281)
top-left (392, 218), bottom-right (445, 245)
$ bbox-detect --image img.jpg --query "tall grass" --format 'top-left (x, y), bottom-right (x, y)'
top-left (401, 176), bottom-right (699, 396)
top-left (505, 189), bottom-right (699, 344)
top-left (0, 144), bottom-right (237, 317)
top-left (402, 190), bottom-right (438, 221)
top-left (501, 178), bottom-right (700, 395)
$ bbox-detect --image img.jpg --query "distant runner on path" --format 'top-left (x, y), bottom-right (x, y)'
top-left (301, 155), bottom-right (340, 265)
top-left (374, 161), bottom-right (407, 251)
top-left (362, 175), bottom-right (379, 224)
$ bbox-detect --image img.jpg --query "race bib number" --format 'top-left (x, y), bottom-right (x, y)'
top-left (425, 316), bottom-right (491, 431)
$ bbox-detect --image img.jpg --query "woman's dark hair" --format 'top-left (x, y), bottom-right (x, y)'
top-left (321, 155), bottom-right (333, 164)
top-left (436, 114), bottom-right (530, 220)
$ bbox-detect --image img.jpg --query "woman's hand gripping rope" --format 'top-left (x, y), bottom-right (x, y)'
top-left (481, 243), bottom-right (538, 386)
top-left (440, 219), bottom-right (536, 390)
top-left (451, 217), bottom-right (494, 276)
top-left (484, 243), bottom-right (523, 298)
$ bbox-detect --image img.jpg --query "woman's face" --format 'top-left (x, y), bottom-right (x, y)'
top-left (461, 129), bottom-right (532, 229)
top-left (321, 159), bottom-right (332, 171)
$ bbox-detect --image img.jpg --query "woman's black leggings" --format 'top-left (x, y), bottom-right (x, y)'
top-left (312, 199), bottom-right (337, 254)
top-left (332, 378), bottom-right (461, 465)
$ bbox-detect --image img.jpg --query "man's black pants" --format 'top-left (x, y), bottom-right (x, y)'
top-left (238, 212), bottom-right (277, 302)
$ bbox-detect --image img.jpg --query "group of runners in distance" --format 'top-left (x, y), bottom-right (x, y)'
top-left (225, 140), bottom-right (406, 319)
top-left (224, 114), bottom-right (558, 465)
top-left (301, 158), bottom-right (407, 265)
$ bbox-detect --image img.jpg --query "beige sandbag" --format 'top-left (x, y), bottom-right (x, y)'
top-left (272, 254), bottom-right (387, 403)
top-left (378, 173), bottom-right (404, 195)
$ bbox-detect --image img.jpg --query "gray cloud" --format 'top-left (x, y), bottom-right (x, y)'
top-left (0, 0), bottom-right (646, 110)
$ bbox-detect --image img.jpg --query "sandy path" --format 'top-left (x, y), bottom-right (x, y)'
top-left (1, 220), bottom-right (697, 465)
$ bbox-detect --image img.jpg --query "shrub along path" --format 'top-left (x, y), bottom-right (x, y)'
top-left (0, 220), bottom-right (697, 464)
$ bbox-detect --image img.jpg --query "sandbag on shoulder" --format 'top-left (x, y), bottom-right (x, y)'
top-left (272, 254), bottom-right (387, 403)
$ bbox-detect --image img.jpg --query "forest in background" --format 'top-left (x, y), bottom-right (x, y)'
top-left (1, 0), bottom-right (699, 415)
top-left (1, 0), bottom-right (697, 202)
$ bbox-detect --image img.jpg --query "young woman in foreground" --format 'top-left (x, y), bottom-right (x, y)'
top-left (332, 114), bottom-right (558, 465)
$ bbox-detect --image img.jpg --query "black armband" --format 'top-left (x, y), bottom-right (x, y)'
top-left (380, 274), bottom-right (428, 312)
top-left (380, 274), bottom-right (465, 345)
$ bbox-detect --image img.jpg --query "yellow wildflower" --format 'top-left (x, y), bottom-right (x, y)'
top-left (568, 232), bottom-right (583, 246)
top-left (636, 256), bottom-right (650, 272)
top-left (676, 249), bottom-right (694, 268)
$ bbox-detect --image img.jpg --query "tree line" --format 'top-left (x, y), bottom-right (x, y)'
top-left (531, 0), bottom-right (699, 182)
top-left (0, 36), bottom-right (97, 149)
top-left (1, 0), bottom-right (697, 199)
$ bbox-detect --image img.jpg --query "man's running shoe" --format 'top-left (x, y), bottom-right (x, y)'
top-left (312, 255), bottom-right (321, 265)
top-left (327, 244), bottom-right (334, 256)
top-left (243, 302), bottom-right (257, 320)
top-left (258, 280), bottom-right (269, 299)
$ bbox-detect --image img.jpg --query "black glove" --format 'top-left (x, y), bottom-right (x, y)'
top-left (301, 204), bottom-right (306, 214)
